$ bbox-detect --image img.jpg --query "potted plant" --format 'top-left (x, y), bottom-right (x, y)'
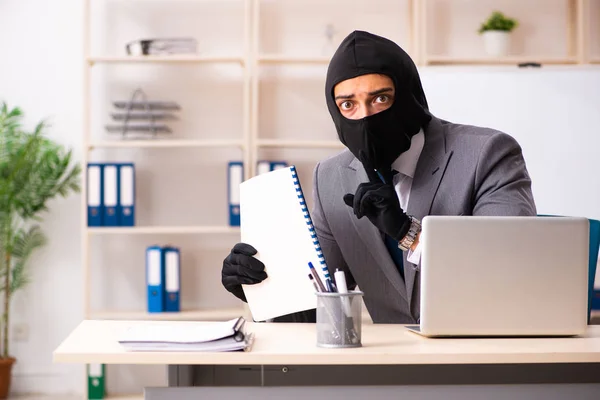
top-left (0, 103), bottom-right (80, 398)
top-left (478, 11), bottom-right (519, 57)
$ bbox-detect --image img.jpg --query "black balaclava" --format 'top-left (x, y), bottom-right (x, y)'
top-left (325, 30), bottom-right (432, 177)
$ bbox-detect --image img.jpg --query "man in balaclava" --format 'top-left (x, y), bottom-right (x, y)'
top-left (221, 31), bottom-right (536, 324)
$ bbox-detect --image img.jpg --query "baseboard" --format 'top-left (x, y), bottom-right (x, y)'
top-left (11, 371), bottom-right (84, 397)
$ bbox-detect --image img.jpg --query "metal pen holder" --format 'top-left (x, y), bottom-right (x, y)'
top-left (315, 291), bottom-right (363, 348)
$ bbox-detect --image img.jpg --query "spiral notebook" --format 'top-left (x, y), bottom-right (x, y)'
top-left (239, 166), bottom-right (329, 321)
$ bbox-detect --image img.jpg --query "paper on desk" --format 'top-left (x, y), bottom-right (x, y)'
top-left (118, 318), bottom-right (246, 350)
top-left (120, 333), bottom-right (254, 352)
top-left (239, 166), bottom-right (328, 322)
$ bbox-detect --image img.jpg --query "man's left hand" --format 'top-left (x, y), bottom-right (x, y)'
top-left (343, 166), bottom-right (411, 242)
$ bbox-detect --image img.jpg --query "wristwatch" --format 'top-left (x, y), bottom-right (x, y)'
top-left (398, 215), bottom-right (422, 252)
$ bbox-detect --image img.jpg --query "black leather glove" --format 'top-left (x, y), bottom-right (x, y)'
top-left (343, 164), bottom-right (411, 242)
top-left (221, 243), bottom-right (267, 302)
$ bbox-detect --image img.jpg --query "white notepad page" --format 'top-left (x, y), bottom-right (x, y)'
top-left (240, 166), bottom-right (328, 321)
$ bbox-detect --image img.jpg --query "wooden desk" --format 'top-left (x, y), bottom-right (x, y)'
top-left (54, 320), bottom-right (600, 399)
top-left (54, 320), bottom-right (600, 365)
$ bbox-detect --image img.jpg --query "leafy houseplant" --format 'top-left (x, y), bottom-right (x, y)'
top-left (478, 11), bottom-right (519, 57)
top-left (0, 103), bottom-right (81, 398)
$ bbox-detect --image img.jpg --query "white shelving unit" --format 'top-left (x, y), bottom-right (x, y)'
top-left (88, 139), bottom-right (244, 149)
top-left (418, 0), bottom-right (600, 66)
top-left (80, 0), bottom-right (599, 398)
top-left (87, 55), bottom-right (245, 65)
top-left (257, 54), bottom-right (332, 64)
top-left (82, 0), bottom-right (253, 398)
top-left (86, 226), bottom-right (240, 235)
top-left (90, 307), bottom-right (249, 322)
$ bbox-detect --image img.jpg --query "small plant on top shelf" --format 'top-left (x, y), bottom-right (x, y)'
top-left (478, 11), bottom-right (519, 57)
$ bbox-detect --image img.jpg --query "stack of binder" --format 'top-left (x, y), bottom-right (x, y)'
top-left (146, 245), bottom-right (181, 313)
top-left (87, 162), bottom-right (136, 227)
top-left (228, 160), bottom-right (288, 227)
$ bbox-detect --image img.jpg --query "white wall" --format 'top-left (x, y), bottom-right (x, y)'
top-left (0, 0), bottom-right (85, 395)
top-left (420, 65), bottom-right (600, 221)
top-left (1, 0), bottom-right (600, 397)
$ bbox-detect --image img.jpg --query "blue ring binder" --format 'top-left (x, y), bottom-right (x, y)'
top-left (290, 166), bottom-right (329, 274)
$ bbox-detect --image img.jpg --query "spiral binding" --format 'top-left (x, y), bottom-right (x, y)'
top-left (290, 166), bottom-right (330, 280)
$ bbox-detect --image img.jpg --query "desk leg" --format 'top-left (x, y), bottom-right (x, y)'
top-left (167, 365), bottom-right (193, 387)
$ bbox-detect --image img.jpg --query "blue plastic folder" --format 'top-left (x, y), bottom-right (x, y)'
top-left (146, 246), bottom-right (165, 313)
top-left (86, 163), bottom-right (104, 227)
top-left (270, 161), bottom-right (288, 171)
top-left (588, 219), bottom-right (600, 312)
top-left (118, 163), bottom-right (135, 226)
top-left (102, 163), bottom-right (120, 227)
top-left (163, 246), bottom-right (181, 312)
top-left (228, 161), bottom-right (243, 227)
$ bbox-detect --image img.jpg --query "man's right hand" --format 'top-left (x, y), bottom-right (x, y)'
top-left (221, 243), bottom-right (267, 302)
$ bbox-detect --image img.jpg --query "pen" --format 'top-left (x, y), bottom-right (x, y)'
top-left (308, 262), bottom-right (326, 292)
top-left (320, 264), bottom-right (336, 292)
top-left (326, 279), bottom-right (336, 293)
top-left (308, 273), bottom-right (320, 292)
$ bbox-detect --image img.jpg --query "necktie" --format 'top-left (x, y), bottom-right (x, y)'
top-left (384, 233), bottom-right (405, 279)
top-left (377, 169), bottom-right (405, 279)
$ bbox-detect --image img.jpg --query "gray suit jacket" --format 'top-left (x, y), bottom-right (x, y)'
top-left (311, 116), bottom-right (537, 324)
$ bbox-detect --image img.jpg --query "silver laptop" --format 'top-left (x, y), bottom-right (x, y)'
top-left (408, 216), bottom-right (589, 337)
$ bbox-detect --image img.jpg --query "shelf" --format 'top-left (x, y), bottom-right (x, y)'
top-left (425, 56), bottom-right (579, 65)
top-left (88, 139), bottom-right (244, 149)
top-left (90, 307), bottom-right (247, 321)
top-left (257, 139), bottom-right (344, 149)
top-left (258, 54), bottom-right (331, 64)
top-left (87, 226), bottom-right (240, 235)
top-left (87, 55), bottom-right (245, 65)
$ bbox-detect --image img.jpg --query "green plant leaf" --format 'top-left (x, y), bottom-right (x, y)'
top-left (478, 10), bottom-right (518, 34)
top-left (10, 225), bottom-right (47, 294)
top-left (0, 102), bottom-right (80, 303)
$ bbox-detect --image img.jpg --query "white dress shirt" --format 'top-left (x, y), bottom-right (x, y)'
top-left (390, 129), bottom-right (425, 265)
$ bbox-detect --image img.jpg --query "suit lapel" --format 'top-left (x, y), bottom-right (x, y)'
top-left (339, 161), bottom-right (408, 303)
top-left (404, 117), bottom-right (454, 306)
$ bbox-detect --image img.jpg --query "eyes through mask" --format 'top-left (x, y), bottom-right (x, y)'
top-left (333, 75), bottom-right (421, 175)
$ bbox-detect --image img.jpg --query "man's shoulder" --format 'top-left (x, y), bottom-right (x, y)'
top-left (315, 148), bottom-right (356, 175)
top-left (440, 119), bottom-right (520, 150)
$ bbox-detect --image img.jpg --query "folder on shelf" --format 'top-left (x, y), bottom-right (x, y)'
top-left (87, 163), bottom-right (104, 227)
top-left (256, 160), bottom-right (271, 176)
top-left (102, 163), bottom-right (119, 227)
top-left (118, 163), bottom-right (135, 226)
top-left (228, 161), bottom-right (243, 227)
top-left (270, 161), bottom-right (288, 171)
top-left (146, 246), bottom-right (165, 313)
top-left (163, 246), bottom-right (181, 312)
top-left (87, 363), bottom-right (105, 399)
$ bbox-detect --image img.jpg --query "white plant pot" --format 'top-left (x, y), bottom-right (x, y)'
top-left (482, 30), bottom-right (510, 57)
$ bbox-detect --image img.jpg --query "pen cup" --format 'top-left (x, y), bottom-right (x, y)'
top-left (315, 290), bottom-right (364, 348)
